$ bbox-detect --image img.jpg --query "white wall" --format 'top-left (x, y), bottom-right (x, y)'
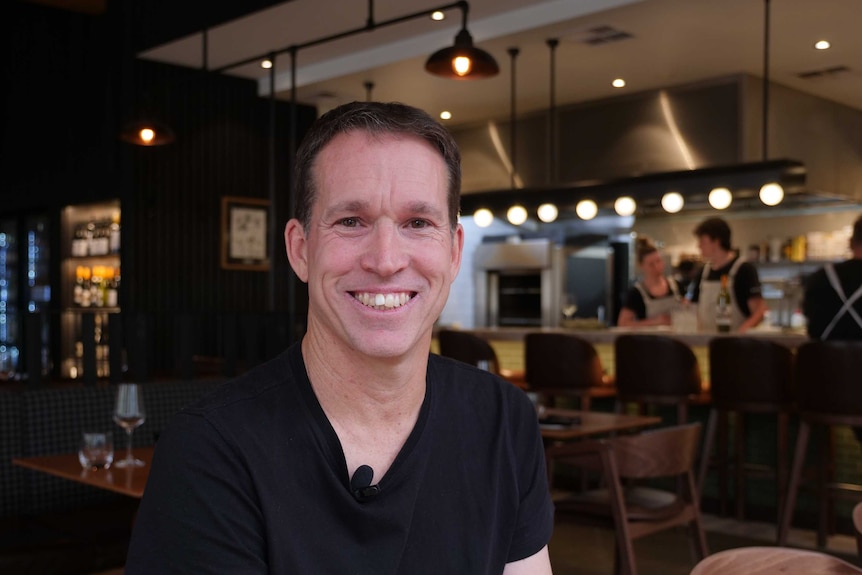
top-left (438, 215), bottom-right (519, 329)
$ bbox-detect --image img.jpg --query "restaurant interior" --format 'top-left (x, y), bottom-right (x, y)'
top-left (6, 0), bottom-right (862, 573)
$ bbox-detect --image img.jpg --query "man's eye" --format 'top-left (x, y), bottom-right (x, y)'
top-left (339, 218), bottom-right (359, 227)
top-left (409, 219), bottom-right (429, 229)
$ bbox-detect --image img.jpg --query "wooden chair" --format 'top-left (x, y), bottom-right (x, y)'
top-left (614, 334), bottom-right (703, 424)
top-left (524, 332), bottom-right (614, 410)
top-left (689, 546), bottom-right (862, 575)
top-left (548, 423), bottom-right (708, 575)
top-left (697, 337), bottom-right (795, 520)
top-left (436, 329), bottom-right (500, 373)
top-left (854, 501), bottom-right (862, 561)
top-left (778, 340), bottom-right (862, 548)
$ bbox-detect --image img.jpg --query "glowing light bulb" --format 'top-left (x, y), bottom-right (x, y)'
top-left (260, 59), bottom-right (273, 69)
top-left (139, 128), bottom-right (155, 143)
top-left (760, 182), bottom-right (784, 206)
top-left (537, 203), bottom-right (558, 223)
top-left (708, 187), bottom-right (732, 210)
top-left (507, 205), bottom-right (528, 225)
top-left (439, 111), bottom-right (452, 120)
top-left (814, 40), bottom-right (831, 50)
top-left (661, 192), bottom-right (684, 213)
top-left (614, 196), bottom-right (636, 217)
top-left (453, 56), bottom-right (472, 76)
top-left (575, 199), bottom-right (598, 220)
top-left (473, 208), bottom-right (494, 228)
top-left (612, 78), bottom-right (626, 88)
top-left (431, 11), bottom-right (445, 21)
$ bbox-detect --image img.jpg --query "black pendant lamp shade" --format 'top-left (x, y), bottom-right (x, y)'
top-left (119, 118), bottom-right (175, 146)
top-left (425, 27), bottom-right (499, 79)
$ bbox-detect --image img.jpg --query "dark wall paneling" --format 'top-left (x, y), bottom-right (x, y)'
top-left (123, 59), bottom-right (317, 374)
top-left (5, 2), bottom-right (317, 378)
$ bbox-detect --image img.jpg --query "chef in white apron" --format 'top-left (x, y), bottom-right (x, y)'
top-left (817, 263), bottom-right (862, 339)
top-left (617, 238), bottom-right (683, 327)
top-left (697, 258), bottom-right (746, 332)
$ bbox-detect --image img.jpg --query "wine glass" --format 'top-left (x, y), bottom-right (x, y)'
top-left (561, 294), bottom-right (578, 321)
top-left (113, 383), bottom-right (146, 468)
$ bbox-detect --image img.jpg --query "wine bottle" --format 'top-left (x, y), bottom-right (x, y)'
top-left (715, 274), bottom-right (732, 333)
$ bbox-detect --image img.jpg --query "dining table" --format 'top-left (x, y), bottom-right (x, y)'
top-left (13, 445), bottom-right (154, 499)
top-left (689, 545), bottom-right (862, 574)
top-left (538, 407), bottom-right (662, 441)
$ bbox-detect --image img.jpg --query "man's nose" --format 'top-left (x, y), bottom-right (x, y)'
top-left (360, 224), bottom-right (409, 276)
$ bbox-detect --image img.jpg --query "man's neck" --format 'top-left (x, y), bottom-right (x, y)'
top-left (710, 249), bottom-right (735, 270)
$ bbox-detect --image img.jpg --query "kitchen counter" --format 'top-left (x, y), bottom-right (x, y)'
top-left (462, 326), bottom-right (809, 348)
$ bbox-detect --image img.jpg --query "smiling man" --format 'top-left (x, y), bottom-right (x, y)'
top-left (125, 102), bottom-right (554, 574)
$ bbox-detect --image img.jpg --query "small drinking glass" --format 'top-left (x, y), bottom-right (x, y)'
top-left (78, 432), bottom-right (114, 470)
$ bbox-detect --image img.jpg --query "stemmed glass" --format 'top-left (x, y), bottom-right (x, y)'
top-left (113, 383), bottom-right (146, 468)
top-left (561, 294), bottom-right (578, 321)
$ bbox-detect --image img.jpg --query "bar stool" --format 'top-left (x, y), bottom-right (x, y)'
top-left (696, 337), bottom-right (795, 521)
top-left (437, 329), bottom-right (500, 373)
top-left (613, 334), bottom-right (702, 424)
top-left (524, 332), bottom-right (613, 410)
top-left (778, 340), bottom-right (862, 548)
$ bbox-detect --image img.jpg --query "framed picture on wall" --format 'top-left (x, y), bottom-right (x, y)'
top-left (221, 196), bottom-right (270, 271)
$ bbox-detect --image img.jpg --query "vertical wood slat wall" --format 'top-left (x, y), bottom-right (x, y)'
top-left (5, 2), bottom-right (318, 378)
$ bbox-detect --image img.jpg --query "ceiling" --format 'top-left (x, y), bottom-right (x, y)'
top-left (138, 0), bottom-right (862, 128)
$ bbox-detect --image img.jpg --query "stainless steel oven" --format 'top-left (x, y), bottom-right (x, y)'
top-left (474, 239), bottom-right (562, 328)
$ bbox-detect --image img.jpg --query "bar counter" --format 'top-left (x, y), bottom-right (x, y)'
top-left (449, 326), bottom-right (809, 377)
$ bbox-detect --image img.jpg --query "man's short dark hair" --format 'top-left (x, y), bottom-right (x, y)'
top-left (852, 215), bottom-right (862, 247)
top-left (294, 101), bottom-right (462, 232)
top-left (694, 217), bottom-right (732, 251)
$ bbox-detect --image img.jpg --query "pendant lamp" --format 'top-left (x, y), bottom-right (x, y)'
top-left (425, 3), bottom-right (498, 79)
top-left (119, 118), bottom-right (175, 146)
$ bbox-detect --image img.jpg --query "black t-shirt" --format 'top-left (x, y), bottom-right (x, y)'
top-left (690, 257), bottom-right (762, 316)
top-left (125, 342), bottom-right (554, 574)
top-left (803, 259), bottom-right (862, 340)
top-left (622, 278), bottom-right (681, 319)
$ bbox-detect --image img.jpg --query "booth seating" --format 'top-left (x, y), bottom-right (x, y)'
top-left (779, 340), bottom-right (862, 548)
top-left (697, 337), bottom-right (795, 521)
top-left (0, 380), bottom-right (222, 573)
top-left (614, 334), bottom-right (703, 424)
top-left (524, 332), bottom-right (614, 410)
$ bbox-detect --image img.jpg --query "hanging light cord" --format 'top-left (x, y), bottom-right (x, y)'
top-left (508, 47), bottom-right (519, 191)
top-left (762, 0), bottom-right (770, 161)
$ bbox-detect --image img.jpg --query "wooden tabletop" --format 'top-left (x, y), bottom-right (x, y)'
top-left (690, 546), bottom-right (862, 574)
top-left (13, 446), bottom-right (154, 499)
top-left (538, 408), bottom-right (662, 441)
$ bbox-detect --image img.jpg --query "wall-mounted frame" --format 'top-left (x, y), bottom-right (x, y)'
top-left (221, 196), bottom-right (270, 271)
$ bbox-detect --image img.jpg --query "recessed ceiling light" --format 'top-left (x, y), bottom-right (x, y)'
top-left (431, 11), bottom-right (445, 21)
top-left (612, 78), bottom-right (626, 88)
top-left (260, 59), bottom-right (273, 69)
top-left (814, 40), bottom-right (831, 50)
top-left (440, 111), bottom-right (452, 120)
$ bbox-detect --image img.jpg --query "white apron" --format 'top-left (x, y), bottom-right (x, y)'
top-left (697, 258), bottom-right (746, 333)
top-left (819, 263), bottom-right (862, 339)
top-left (634, 277), bottom-right (681, 320)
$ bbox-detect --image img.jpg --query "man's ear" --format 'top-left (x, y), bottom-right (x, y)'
top-left (284, 219), bottom-right (309, 283)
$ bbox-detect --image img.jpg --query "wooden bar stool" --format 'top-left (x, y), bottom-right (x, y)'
top-left (778, 340), bottom-right (862, 548)
top-left (437, 329), bottom-right (500, 373)
top-left (524, 332), bottom-right (614, 410)
top-left (696, 337), bottom-right (794, 521)
top-left (613, 334), bottom-right (702, 424)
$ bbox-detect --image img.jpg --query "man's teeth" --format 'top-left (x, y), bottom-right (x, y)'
top-left (355, 292), bottom-right (412, 309)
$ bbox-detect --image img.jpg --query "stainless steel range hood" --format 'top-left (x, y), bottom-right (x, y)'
top-left (450, 74), bottom-right (862, 216)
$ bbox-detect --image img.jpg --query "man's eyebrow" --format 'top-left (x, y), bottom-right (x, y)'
top-left (404, 201), bottom-right (445, 218)
top-left (322, 200), bottom-right (369, 219)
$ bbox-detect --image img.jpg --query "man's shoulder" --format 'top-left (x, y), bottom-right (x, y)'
top-left (183, 347), bottom-right (297, 417)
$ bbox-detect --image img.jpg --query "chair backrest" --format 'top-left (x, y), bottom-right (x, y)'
top-left (709, 337), bottom-right (794, 406)
top-left (796, 340), bottom-right (862, 417)
top-left (605, 422), bottom-right (702, 479)
top-left (436, 329), bottom-right (499, 373)
top-left (854, 501), bottom-right (862, 562)
top-left (614, 334), bottom-right (701, 398)
top-left (524, 332), bottom-right (604, 391)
